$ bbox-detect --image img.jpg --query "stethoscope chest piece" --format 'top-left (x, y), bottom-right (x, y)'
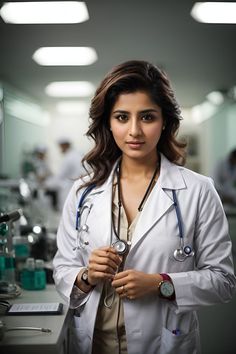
top-left (183, 245), bottom-right (194, 255)
top-left (173, 245), bottom-right (195, 262)
top-left (113, 240), bottom-right (129, 256)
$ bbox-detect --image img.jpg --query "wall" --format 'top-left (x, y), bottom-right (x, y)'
top-left (199, 102), bottom-right (236, 177)
top-left (0, 82), bottom-right (48, 178)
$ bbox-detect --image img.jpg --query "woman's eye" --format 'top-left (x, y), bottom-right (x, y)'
top-left (115, 114), bottom-right (128, 122)
top-left (141, 114), bottom-right (154, 121)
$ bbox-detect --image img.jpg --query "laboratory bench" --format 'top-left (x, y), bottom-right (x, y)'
top-left (0, 284), bottom-right (71, 354)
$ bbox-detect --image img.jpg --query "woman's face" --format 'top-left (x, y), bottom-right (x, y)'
top-left (109, 91), bottom-right (164, 163)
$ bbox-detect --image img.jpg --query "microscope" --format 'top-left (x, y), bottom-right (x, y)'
top-left (0, 209), bottom-right (22, 298)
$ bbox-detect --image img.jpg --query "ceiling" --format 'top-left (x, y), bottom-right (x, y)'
top-left (0, 0), bottom-right (236, 112)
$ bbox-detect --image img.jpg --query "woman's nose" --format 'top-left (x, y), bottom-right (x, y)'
top-left (129, 119), bottom-right (141, 137)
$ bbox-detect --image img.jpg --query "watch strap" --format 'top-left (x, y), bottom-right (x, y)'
top-left (160, 273), bottom-right (171, 281)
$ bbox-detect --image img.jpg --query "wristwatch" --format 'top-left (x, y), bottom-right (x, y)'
top-left (158, 273), bottom-right (175, 300)
top-left (81, 269), bottom-right (92, 286)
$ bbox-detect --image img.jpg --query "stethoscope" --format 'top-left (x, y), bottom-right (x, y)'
top-left (73, 184), bottom-right (96, 251)
top-left (74, 181), bottom-right (130, 254)
top-left (74, 178), bottom-right (195, 262)
top-left (172, 189), bottom-right (195, 261)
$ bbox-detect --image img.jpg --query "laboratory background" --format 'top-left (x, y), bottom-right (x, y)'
top-left (0, 0), bottom-right (236, 353)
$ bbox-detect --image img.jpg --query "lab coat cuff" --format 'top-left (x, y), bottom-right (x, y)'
top-left (169, 272), bottom-right (194, 311)
top-left (55, 267), bottom-right (84, 303)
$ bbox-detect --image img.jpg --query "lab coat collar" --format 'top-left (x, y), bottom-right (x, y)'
top-left (158, 153), bottom-right (187, 190)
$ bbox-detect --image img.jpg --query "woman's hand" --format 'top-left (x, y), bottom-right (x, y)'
top-left (112, 269), bottom-right (162, 300)
top-left (87, 246), bottom-right (122, 286)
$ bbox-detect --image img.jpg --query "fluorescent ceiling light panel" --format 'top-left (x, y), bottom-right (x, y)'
top-left (45, 82), bottom-right (95, 97)
top-left (56, 101), bottom-right (89, 115)
top-left (33, 47), bottom-right (97, 66)
top-left (191, 2), bottom-right (236, 24)
top-left (0, 1), bottom-right (89, 24)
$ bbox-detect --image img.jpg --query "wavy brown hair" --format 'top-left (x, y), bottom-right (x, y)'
top-left (81, 60), bottom-right (186, 188)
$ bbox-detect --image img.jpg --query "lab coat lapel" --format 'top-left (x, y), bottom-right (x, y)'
top-left (130, 184), bottom-right (173, 250)
top-left (130, 154), bottom-right (186, 250)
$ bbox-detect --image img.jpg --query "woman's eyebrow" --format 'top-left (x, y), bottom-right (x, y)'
top-left (112, 108), bottom-right (159, 114)
top-left (139, 109), bottom-right (159, 114)
top-left (112, 110), bottom-right (128, 114)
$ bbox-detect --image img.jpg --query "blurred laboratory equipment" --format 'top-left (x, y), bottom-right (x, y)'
top-left (0, 176), bottom-right (59, 294)
top-left (213, 149), bottom-right (236, 258)
top-left (213, 149), bottom-right (236, 205)
top-left (0, 209), bottom-right (22, 298)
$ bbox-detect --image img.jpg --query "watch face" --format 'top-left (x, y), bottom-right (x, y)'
top-left (160, 281), bottom-right (174, 297)
top-left (82, 271), bottom-right (88, 281)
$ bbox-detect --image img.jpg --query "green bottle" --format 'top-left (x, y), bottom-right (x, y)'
top-left (34, 259), bottom-right (46, 290)
top-left (21, 258), bottom-right (35, 290)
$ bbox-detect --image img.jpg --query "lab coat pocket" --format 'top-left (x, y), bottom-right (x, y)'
top-left (160, 326), bottom-right (199, 354)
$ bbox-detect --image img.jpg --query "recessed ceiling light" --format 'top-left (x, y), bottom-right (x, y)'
top-left (45, 82), bottom-right (95, 97)
top-left (191, 101), bottom-right (218, 123)
top-left (32, 47), bottom-right (97, 66)
top-left (0, 1), bottom-right (89, 24)
top-left (56, 101), bottom-right (89, 115)
top-left (191, 2), bottom-right (236, 24)
top-left (206, 91), bottom-right (225, 105)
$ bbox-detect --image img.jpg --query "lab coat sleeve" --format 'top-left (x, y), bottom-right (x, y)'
top-left (170, 178), bottom-right (236, 313)
top-left (53, 181), bottom-right (91, 308)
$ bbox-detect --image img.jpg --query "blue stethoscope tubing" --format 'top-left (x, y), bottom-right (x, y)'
top-left (75, 186), bottom-right (194, 262)
top-left (172, 189), bottom-right (194, 261)
top-left (75, 184), bottom-right (96, 230)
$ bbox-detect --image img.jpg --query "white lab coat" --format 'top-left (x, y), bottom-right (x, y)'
top-left (53, 154), bottom-right (236, 354)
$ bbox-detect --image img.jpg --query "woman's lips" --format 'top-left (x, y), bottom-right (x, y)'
top-left (126, 141), bottom-right (145, 149)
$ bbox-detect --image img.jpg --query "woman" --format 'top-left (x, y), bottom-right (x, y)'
top-left (53, 60), bottom-right (236, 354)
